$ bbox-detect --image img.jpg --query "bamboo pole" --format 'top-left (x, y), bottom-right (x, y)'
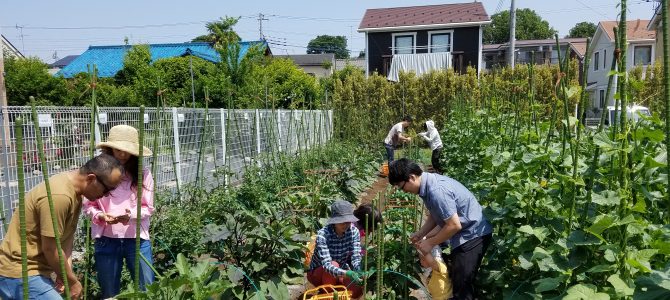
top-left (15, 118), bottom-right (28, 300)
top-left (30, 97), bottom-right (70, 299)
top-left (662, 0), bottom-right (670, 223)
top-left (134, 105), bottom-right (145, 291)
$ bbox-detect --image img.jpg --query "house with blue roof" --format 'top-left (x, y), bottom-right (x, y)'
top-left (57, 41), bottom-right (270, 78)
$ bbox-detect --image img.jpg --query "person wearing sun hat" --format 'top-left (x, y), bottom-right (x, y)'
top-left (307, 200), bottom-right (365, 298)
top-left (83, 124), bottom-right (156, 298)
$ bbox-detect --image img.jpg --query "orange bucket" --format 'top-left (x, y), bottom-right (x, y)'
top-left (380, 162), bottom-right (389, 177)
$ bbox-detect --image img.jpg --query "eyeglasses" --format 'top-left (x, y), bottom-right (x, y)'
top-left (97, 177), bottom-right (114, 195)
top-left (397, 181), bottom-right (407, 191)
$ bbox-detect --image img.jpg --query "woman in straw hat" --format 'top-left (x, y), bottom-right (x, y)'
top-left (83, 124), bottom-right (155, 298)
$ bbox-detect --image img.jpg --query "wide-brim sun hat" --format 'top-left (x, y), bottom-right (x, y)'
top-left (96, 124), bottom-right (153, 157)
top-left (326, 200), bottom-right (359, 225)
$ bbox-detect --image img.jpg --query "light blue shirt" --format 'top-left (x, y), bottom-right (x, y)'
top-left (419, 172), bottom-right (492, 249)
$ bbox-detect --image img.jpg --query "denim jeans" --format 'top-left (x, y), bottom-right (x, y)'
top-left (384, 143), bottom-right (395, 162)
top-left (94, 236), bottom-right (154, 298)
top-left (0, 275), bottom-right (63, 300)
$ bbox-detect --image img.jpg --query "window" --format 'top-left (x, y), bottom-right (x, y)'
top-left (599, 89), bottom-right (605, 108)
top-left (634, 45), bottom-right (652, 65)
top-left (429, 31), bottom-right (453, 53)
top-left (393, 33), bottom-right (416, 54)
top-left (594, 51), bottom-right (600, 71)
top-left (603, 49), bottom-right (607, 69)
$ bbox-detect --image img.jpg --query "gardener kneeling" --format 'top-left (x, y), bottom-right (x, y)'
top-left (307, 200), bottom-right (365, 298)
top-left (389, 158), bottom-right (493, 300)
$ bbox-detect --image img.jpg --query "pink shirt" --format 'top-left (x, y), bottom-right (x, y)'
top-left (84, 169), bottom-right (154, 240)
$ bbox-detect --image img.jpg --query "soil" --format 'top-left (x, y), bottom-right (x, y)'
top-left (357, 175), bottom-right (390, 206)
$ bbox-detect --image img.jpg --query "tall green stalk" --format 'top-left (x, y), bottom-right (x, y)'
top-left (568, 38), bottom-right (590, 229)
top-left (84, 65), bottom-right (98, 300)
top-left (583, 30), bottom-right (620, 223)
top-left (135, 105), bottom-right (145, 291)
top-left (15, 118), bottom-right (28, 300)
top-left (30, 97), bottom-right (70, 299)
top-left (661, 0), bottom-right (670, 223)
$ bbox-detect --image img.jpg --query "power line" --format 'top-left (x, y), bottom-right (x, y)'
top-left (574, 0), bottom-right (610, 18)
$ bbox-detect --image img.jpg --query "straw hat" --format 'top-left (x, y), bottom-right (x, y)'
top-left (96, 125), bottom-right (152, 157)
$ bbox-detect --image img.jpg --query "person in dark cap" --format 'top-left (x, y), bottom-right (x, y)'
top-left (307, 200), bottom-right (364, 298)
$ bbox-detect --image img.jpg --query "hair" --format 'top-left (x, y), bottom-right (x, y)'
top-left (354, 203), bottom-right (382, 232)
top-left (101, 147), bottom-right (140, 188)
top-left (79, 153), bottom-right (124, 182)
top-left (388, 158), bottom-right (423, 185)
top-left (402, 116), bottom-right (413, 122)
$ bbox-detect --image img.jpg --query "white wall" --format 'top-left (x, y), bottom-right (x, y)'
top-left (587, 28), bottom-right (655, 110)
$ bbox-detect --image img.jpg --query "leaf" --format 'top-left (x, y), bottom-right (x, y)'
top-left (608, 274), bottom-right (634, 297)
top-left (534, 277), bottom-right (563, 293)
top-left (562, 116), bottom-right (579, 127)
top-left (567, 230), bottom-right (601, 248)
top-left (591, 190), bottom-right (620, 207)
top-left (634, 266), bottom-right (670, 300)
top-left (627, 249), bottom-right (659, 273)
top-left (200, 223), bottom-right (232, 243)
top-left (587, 264), bottom-right (616, 273)
top-left (563, 284), bottom-right (610, 300)
top-left (586, 214), bottom-right (616, 236)
top-left (593, 131), bottom-right (616, 151)
top-left (518, 225), bottom-right (550, 243)
top-left (518, 253), bottom-right (533, 270)
top-left (252, 261), bottom-right (268, 272)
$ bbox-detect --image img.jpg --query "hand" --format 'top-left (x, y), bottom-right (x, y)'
top-left (70, 279), bottom-right (82, 300)
top-left (98, 213), bottom-right (118, 224)
top-left (417, 238), bottom-right (434, 255)
top-left (115, 208), bottom-right (131, 224)
top-left (410, 232), bottom-right (422, 244)
top-left (54, 277), bottom-right (65, 294)
top-left (345, 270), bottom-right (362, 284)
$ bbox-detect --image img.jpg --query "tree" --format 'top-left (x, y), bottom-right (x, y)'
top-left (307, 35), bottom-right (349, 59)
top-left (568, 22), bottom-right (597, 38)
top-left (483, 9), bottom-right (557, 44)
top-left (192, 17), bottom-right (241, 47)
top-left (4, 57), bottom-right (68, 106)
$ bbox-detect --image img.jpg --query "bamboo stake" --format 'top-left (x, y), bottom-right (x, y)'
top-left (662, 0), bottom-right (670, 223)
top-left (15, 118), bottom-right (28, 300)
top-left (30, 97), bottom-right (70, 299)
top-left (135, 105), bottom-right (145, 291)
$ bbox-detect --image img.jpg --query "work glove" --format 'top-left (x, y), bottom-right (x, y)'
top-left (345, 270), bottom-right (363, 284)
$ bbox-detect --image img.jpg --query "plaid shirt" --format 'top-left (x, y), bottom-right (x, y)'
top-left (309, 224), bottom-right (361, 276)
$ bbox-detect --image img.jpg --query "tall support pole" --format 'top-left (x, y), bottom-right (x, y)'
top-left (662, 0), bottom-right (670, 222)
top-left (171, 108), bottom-right (183, 189)
top-left (508, 0), bottom-right (517, 68)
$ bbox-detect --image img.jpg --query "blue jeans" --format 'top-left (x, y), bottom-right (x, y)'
top-left (94, 237), bottom-right (155, 298)
top-left (384, 143), bottom-right (395, 162)
top-left (0, 275), bottom-right (63, 300)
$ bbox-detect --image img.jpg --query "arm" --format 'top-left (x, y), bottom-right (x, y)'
top-left (418, 132), bottom-right (430, 142)
top-left (351, 228), bottom-right (362, 271)
top-left (315, 233), bottom-right (347, 276)
top-left (127, 170), bottom-right (155, 220)
top-left (411, 215), bottom-right (437, 243)
top-left (83, 199), bottom-right (110, 225)
top-left (42, 236), bottom-right (78, 286)
top-left (422, 214), bottom-right (462, 252)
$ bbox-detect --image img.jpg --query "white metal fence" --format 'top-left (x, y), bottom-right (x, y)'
top-left (0, 106), bottom-right (333, 238)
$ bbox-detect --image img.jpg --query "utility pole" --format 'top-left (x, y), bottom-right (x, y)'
top-left (257, 13), bottom-right (268, 40)
top-left (508, 0), bottom-right (517, 68)
top-left (0, 27), bottom-right (10, 143)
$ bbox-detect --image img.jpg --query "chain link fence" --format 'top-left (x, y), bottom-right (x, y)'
top-left (0, 106), bottom-right (333, 238)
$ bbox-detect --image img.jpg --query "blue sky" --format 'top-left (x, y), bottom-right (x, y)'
top-left (0, 0), bottom-right (658, 62)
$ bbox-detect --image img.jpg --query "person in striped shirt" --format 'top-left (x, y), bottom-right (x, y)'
top-left (307, 200), bottom-right (364, 298)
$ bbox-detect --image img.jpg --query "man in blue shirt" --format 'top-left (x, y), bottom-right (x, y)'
top-left (307, 200), bottom-right (364, 298)
top-left (389, 158), bottom-right (493, 300)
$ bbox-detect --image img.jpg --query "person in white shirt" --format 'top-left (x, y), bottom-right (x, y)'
top-left (383, 116), bottom-right (412, 162)
top-left (419, 120), bottom-right (444, 173)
